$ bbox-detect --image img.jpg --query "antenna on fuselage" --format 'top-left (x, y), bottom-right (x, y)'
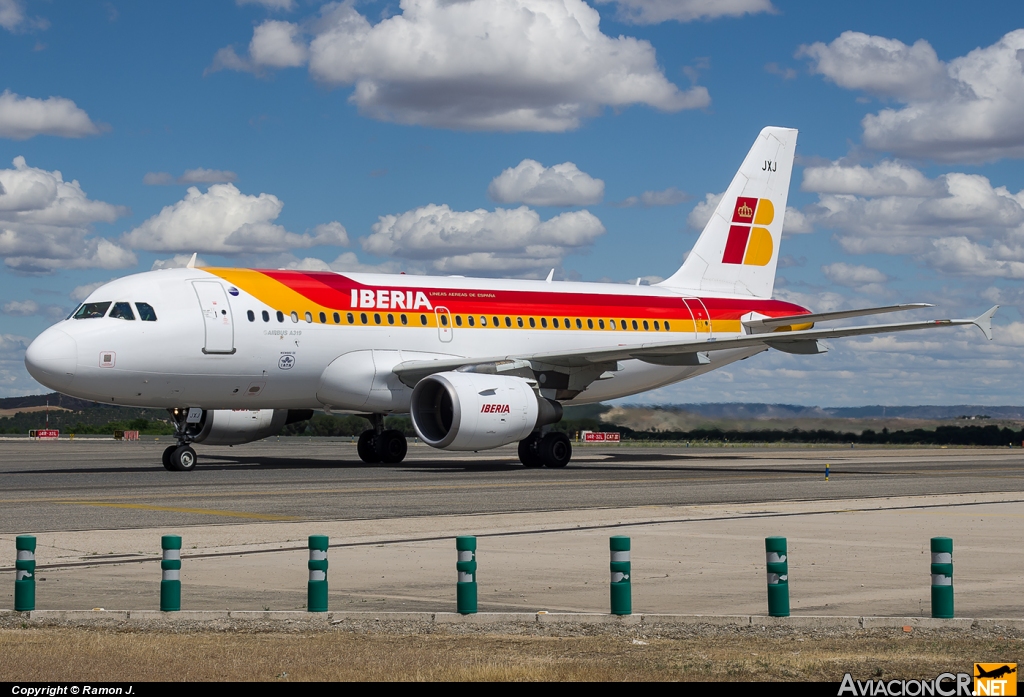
top-left (186, 252), bottom-right (197, 269)
top-left (545, 269), bottom-right (554, 283)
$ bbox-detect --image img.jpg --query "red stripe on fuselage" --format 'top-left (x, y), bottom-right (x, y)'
top-left (257, 270), bottom-right (808, 321)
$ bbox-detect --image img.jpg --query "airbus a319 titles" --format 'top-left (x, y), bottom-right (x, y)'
top-left (24, 128), bottom-right (997, 471)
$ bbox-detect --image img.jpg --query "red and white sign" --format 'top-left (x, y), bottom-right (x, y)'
top-left (31, 429), bottom-right (60, 439)
top-left (583, 431), bottom-right (620, 442)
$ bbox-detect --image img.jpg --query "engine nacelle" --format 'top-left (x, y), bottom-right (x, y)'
top-left (188, 409), bottom-right (313, 446)
top-left (410, 372), bottom-right (561, 451)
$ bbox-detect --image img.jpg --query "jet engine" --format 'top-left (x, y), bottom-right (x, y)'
top-left (185, 408), bottom-right (313, 446)
top-left (410, 371), bottom-right (561, 451)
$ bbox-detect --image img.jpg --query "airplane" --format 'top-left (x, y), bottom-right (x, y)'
top-left (23, 127), bottom-right (998, 472)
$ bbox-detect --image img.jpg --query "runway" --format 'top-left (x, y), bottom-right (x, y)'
top-left (1, 438), bottom-right (1022, 532)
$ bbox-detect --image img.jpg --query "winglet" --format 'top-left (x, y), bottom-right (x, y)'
top-left (973, 305), bottom-right (998, 340)
top-left (186, 252), bottom-right (197, 269)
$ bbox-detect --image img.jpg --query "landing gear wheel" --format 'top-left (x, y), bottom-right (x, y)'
top-left (357, 430), bottom-right (381, 464)
top-left (376, 429), bottom-right (408, 464)
top-left (518, 432), bottom-right (543, 468)
top-left (169, 445), bottom-right (197, 472)
top-left (539, 432), bottom-right (572, 468)
top-left (161, 445), bottom-right (177, 471)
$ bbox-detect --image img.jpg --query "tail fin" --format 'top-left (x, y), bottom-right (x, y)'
top-left (657, 126), bottom-right (797, 299)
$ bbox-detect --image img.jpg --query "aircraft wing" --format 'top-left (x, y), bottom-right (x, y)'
top-left (392, 306), bottom-right (998, 385)
top-left (742, 303), bottom-right (934, 331)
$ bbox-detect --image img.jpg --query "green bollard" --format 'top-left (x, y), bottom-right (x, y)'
top-left (307, 535), bottom-right (329, 613)
top-left (610, 536), bottom-right (631, 615)
top-left (765, 536), bottom-right (790, 617)
top-left (456, 536), bottom-right (477, 614)
top-left (160, 535), bottom-right (182, 612)
top-left (15, 535), bottom-right (36, 612)
top-left (930, 537), bottom-right (953, 618)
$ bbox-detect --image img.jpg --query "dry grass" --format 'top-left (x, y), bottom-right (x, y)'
top-left (1, 627), bottom-right (1021, 681)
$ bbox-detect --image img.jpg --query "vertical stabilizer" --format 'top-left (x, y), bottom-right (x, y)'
top-left (657, 127), bottom-right (797, 299)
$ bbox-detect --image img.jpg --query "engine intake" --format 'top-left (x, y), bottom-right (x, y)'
top-left (410, 372), bottom-right (561, 451)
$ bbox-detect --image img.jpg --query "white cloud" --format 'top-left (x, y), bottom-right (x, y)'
top-left (3, 299), bottom-right (37, 315)
top-left (237, 0), bottom-right (295, 10)
top-left (361, 203), bottom-right (605, 275)
top-left (488, 159), bottom-right (604, 206)
top-left (70, 280), bottom-right (111, 301)
top-left (801, 30), bottom-right (1024, 162)
top-left (0, 91), bottom-right (102, 140)
top-left (802, 160), bottom-right (942, 197)
top-left (213, 0), bottom-right (708, 132)
top-left (618, 187), bottom-right (689, 208)
top-left (122, 184), bottom-right (349, 255)
top-left (821, 262), bottom-right (890, 295)
top-left (281, 252), bottom-right (404, 274)
top-left (0, 0), bottom-right (47, 32)
top-left (0, 157), bottom-right (134, 273)
top-left (798, 31), bottom-right (950, 100)
top-left (151, 254), bottom-right (208, 270)
top-left (250, 20), bottom-right (307, 67)
top-left (593, 0), bottom-right (775, 24)
top-left (144, 169), bottom-right (238, 185)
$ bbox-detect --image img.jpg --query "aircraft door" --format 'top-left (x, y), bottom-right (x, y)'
top-left (193, 281), bottom-right (236, 354)
top-left (435, 306), bottom-right (453, 342)
top-left (678, 301), bottom-right (698, 341)
top-left (683, 298), bottom-right (713, 338)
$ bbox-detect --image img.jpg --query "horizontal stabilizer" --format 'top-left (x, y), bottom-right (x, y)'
top-left (744, 303), bottom-right (934, 331)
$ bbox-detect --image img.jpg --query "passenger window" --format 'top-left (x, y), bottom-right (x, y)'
top-left (110, 302), bottom-right (135, 320)
top-left (654, 320), bottom-right (660, 331)
top-left (643, 320), bottom-right (649, 331)
top-left (664, 321), bottom-right (671, 331)
top-left (262, 310), bottom-right (270, 322)
top-left (401, 314), bottom-right (408, 325)
top-left (360, 313), bottom-right (368, 324)
top-left (598, 319), bottom-right (605, 329)
top-left (74, 302), bottom-right (111, 319)
top-left (291, 311), bottom-right (299, 323)
top-left (305, 311), bottom-right (313, 323)
top-left (387, 314), bottom-right (395, 325)
top-left (373, 313), bottom-right (381, 325)
top-left (137, 303), bottom-right (158, 322)
top-left (564, 318), bottom-right (569, 328)
top-left (319, 312), bottom-right (326, 324)
top-left (467, 316), bottom-right (474, 327)
top-left (621, 319), bottom-right (627, 329)
top-left (517, 317), bottom-right (524, 328)
top-left (540, 318), bottom-right (547, 328)
top-left (277, 311), bottom-right (285, 322)
top-left (480, 316), bottom-right (487, 327)
top-left (333, 312), bottom-right (340, 324)
top-left (493, 316), bottom-right (499, 327)
top-left (587, 318), bottom-right (594, 329)
top-left (632, 320), bottom-right (638, 330)
top-left (455, 315), bottom-right (463, 326)
top-left (505, 317), bottom-right (512, 327)
top-left (529, 317), bottom-right (536, 328)
top-left (347, 313), bottom-right (354, 324)
top-left (420, 314), bottom-right (427, 325)
top-left (610, 319), bottom-right (616, 329)
top-left (575, 318), bottom-right (582, 329)
top-left (552, 318), bottom-right (559, 328)
top-left (247, 310), bottom-right (255, 322)
top-left (441, 315), bottom-right (448, 326)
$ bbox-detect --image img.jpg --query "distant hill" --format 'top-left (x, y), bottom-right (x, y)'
top-left (627, 403), bottom-right (1024, 420)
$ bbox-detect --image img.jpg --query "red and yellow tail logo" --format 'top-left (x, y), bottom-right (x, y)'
top-left (722, 197), bottom-right (775, 266)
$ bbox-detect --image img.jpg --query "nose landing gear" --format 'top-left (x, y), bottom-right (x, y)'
top-left (163, 407), bottom-right (200, 471)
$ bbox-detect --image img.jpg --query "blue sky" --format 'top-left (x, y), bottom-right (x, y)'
top-left (1, 0), bottom-right (1023, 405)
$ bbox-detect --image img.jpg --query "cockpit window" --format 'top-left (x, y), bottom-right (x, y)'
top-left (66, 304), bottom-right (82, 320)
top-left (136, 303), bottom-right (157, 321)
top-left (109, 302), bottom-right (136, 320)
top-left (73, 302), bottom-right (111, 319)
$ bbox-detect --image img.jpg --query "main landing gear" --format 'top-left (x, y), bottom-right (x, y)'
top-left (357, 414), bottom-right (408, 464)
top-left (518, 431), bottom-right (572, 468)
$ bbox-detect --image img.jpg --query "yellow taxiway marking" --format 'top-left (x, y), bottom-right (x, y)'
top-left (58, 501), bottom-right (297, 521)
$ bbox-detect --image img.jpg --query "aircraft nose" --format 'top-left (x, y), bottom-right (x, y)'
top-left (25, 327), bottom-right (78, 390)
